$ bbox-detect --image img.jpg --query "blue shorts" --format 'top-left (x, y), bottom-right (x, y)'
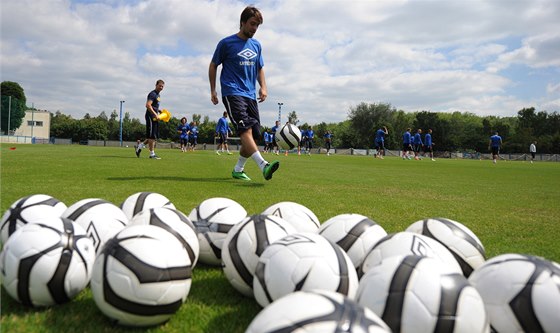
top-left (375, 141), bottom-right (385, 150)
top-left (223, 95), bottom-right (261, 140)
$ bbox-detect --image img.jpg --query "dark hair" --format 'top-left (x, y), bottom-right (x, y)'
top-left (156, 79), bottom-right (165, 85)
top-left (181, 117), bottom-right (187, 123)
top-left (240, 6), bottom-right (263, 29)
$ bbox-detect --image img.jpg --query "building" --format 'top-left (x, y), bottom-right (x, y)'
top-left (14, 109), bottom-right (51, 139)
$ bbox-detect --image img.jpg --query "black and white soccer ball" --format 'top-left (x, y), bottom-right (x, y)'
top-left (360, 231), bottom-right (462, 277)
top-left (90, 224), bottom-right (192, 327)
top-left (406, 217), bottom-right (486, 277)
top-left (188, 197), bottom-right (247, 266)
top-left (261, 201), bottom-right (320, 233)
top-left (275, 123), bottom-right (302, 150)
top-left (319, 213), bottom-right (387, 270)
top-left (1, 194), bottom-right (67, 247)
top-left (468, 253), bottom-right (560, 333)
top-left (129, 207), bottom-right (199, 267)
top-left (222, 214), bottom-right (297, 297)
top-left (120, 192), bottom-right (176, 221)
top-left (357, 255), bottom-right (489, 333)
top-left (253, 232), bottom-right (358, 307)
top-left (246, 290), bottom-right (391, 333)
top-left (0, 216), bottom-right (95, 307)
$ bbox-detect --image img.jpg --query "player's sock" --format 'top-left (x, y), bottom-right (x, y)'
top-left (234, 156), bottom-right (248, 172)
top-left (251, 151), bottom-right (268, 171)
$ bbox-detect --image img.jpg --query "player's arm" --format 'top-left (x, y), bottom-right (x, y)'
top-left (257, 67), bottom-right (267, 103)
top-left (145, 99), bottom-right (158, 120)
top-left (209, 62), bottom-right (219, 105)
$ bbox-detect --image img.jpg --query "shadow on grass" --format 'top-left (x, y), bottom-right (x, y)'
top-left (107, 176), bottom-right (265, 187)
top-left (99, 155), bottom-right (139, 159)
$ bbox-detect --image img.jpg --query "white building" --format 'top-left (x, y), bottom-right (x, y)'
top-left (14, 109), bottom-right (51, 139)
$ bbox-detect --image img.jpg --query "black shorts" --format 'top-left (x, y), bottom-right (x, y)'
top-left (402, 144), bottom-right (411, 151)
top-left (491, 147), bottom-right (500, 155)
top-left (145, 112), bottom-right (159, 139)
top-left (223, 95), bottom-right (260, 140)
top-left (218, 132), bottom-right (228, 144)
top-left (180, 138), bottom-right (188, 145)
top-left (531, 152), bottom-right (535, 158)
top-left (413, 144), bottom-right (422, 152)
top-left (190, 137), bottom-right (198, 145)
top-left (424, 145), bottom-right (433, 153)
top-left (375, 141), bottom-right (385, 150)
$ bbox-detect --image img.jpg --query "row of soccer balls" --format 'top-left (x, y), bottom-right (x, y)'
top-left (1, 193), bottom-right (559, 332)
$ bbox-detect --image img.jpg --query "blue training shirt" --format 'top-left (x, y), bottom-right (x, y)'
top-left (414, 133), bottom-right (423, 145)
top-left (490, 135), bottom-right (502, 147)
top-left (178, 123), bottom-right (190, 139)
top-left (375, 129), bottom-right (385, 142)
top-left (211, 34), bottom-right (264, 100)
top-left (216, 117), bottom-right (229, 134)
top-left (403, 131), bottom-right (411, 144)
top-left (425, 133), bottom-right (432, 146)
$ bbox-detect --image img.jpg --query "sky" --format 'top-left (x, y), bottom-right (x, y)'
top-left (1, 0), bottom-right (560, 126)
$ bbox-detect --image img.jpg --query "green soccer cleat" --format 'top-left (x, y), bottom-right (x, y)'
top-left (232, 170), bottom-right (251, 181)
top-left (262, 161), bottom-right (280, 180)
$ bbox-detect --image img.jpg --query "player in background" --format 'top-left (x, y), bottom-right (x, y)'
top-left (177, 117), bottom-right (191, 152)
top-left (324, 130), bottom-right (334, 156)
top-left (189, 121), bottom-right (199, 151)
top-left (306, 126), bottom-right (314, 155)
top-left (136, 79), bottom-right (164, 159)
top-left (529, 140), bottom-right (537, 163)
top-left (424, 128), bottom-right (435, 161)
top-left (374, 126), bottom-right (388, 159)
top-left (215, 111), bottom-right (232, 155)
top-left (489, 131), bottom-right (503, 164)
top-left (413, 128), bottom-right (423, 160)
top-left (271, 120), bottom-right (280, 155)
top-left (402, 128), bottom-right (412, 160)
top-left (298, 127), bottom-right (307, 156)
top-left (209, 6), bottom-right (279, 181)
top-left (263, 130), bottom-right (271, 153)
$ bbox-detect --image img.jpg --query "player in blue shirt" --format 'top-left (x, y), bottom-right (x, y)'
top-left (177, 117), bottom-right (191, 153)
top-left (271, 120), bottom-right (280, 155)
top-left (136, 79), bottom-right (164, 159)
top-left (374, 126), bottom-right (388, 159)
top-left (424, 129), bottom-right (435, 161)
top-left (263, 130), bottom-right (272, 153)
top-left (324, 131), bottom-right (334, 156)
top-left (215, 112), bottom-right (232, 155)
top-left (209, 6), bottom-right (279, 181)
top-left (402, 128), bottom-right (412, 160)
top-left (305, 126), bottom-right (314, 155)
top-left (488, 131), bottom-right (503, 164)
top-left (413, 129), bottom-right (423, 160)
top-left (189, 121), bottom-right (199, 151)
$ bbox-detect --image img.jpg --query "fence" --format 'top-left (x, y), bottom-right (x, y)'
top-left (2, 135), bottom-right (559, 162)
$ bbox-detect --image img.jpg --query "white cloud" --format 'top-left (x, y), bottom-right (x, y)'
top-left (1, 0), bottom-right (559, 127)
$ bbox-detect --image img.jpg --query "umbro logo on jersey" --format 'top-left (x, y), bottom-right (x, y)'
top-left (238, 48), bottom-right (257, 60)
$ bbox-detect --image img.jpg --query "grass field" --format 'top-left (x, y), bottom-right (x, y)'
top-left (1, 143), bottom-right (559, 332)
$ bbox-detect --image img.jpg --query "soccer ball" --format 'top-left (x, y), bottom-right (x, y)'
top-left (81, 215), bottom-right (127, 255)
top-left (90, 225), bottom-right (192, 327)
top-left (0, 217), bottom-right (95, 307)
top-left (468, 253), bottom-right (560, 333)
top-left (246, 290), bottom-right (391, 333)
top-left (275, 123), bottom-right (302, 150)
top-left (188, 197), bottom-right (247, 266)
top-left (319, 213), bottom-right (387, 270)
top-left (253, 232), bottom-right (358, 307)
top-left (406, 217), bottom-right (486, 277)
top-left (357, 255), bottom-right (489, 333)
top-left (360, 231), bottom-right (462, 277)
top-left (222, 214), bottom-right (297, 297)
top-left (1, 194), bottom-right (67, 247)
top-left (120, 192), bottom-right (176, 221)
top-left (129, 207), bottom-right (200, 267)
top-left (261, 201), bottom-right (320, 233)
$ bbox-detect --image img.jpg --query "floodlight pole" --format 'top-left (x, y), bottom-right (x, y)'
top-left (277, 102), bottom-right (283, 123)
top-left (7, 96), bottom-right (11, 135)
top-left (119, 100), bottom-right (125, 147)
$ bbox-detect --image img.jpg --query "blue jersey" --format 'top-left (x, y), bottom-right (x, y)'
top-left (177, 124), bottom-right (190, 139)
top-left (425, 133), bottom-right (432, 146)
top-left (375, 129), bottom-right (385, 143)
top-left (146, 90), bottom-right (160, 116)
top-left (216, 117), bottom-right (229, 134)
top-left (190, 126), bottom-right (198, 138)
top-left (211, 34), bottom-right (264, 99)
top-left (413, 133), bottom-right (423, 145)
top-left (307, 130), bottom-right (314, 139)
top-left (402, 131), bottom-right (411, 144)
top-left (490, 135), bottom-right (502, 147)
top-left (324, 133), bottom-right (333, 141)
top-left (264, 132), bottom-right (272, 143)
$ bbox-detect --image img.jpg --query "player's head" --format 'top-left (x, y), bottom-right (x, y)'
top-left (417, 128), bottom-right (422, 133)
top-left (428, 129), bottom-right (432, 133)
top-left (239, 6), bottom-right (263, 38)
top-left (181, 117), bottom-right (187, 123)
top-left (223, 111), bottom-right (228, 117)
top-left (155, 79), bottom-right (165, 92)
top-left (407, 127), bottom-right (411, 132)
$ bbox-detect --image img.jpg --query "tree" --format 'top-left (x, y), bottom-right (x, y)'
top-left (348, 102), bottom-right (395, 148)
top-left (1, 81), bottom-right (27, 133)
top-left (287, 111), bottom-right (299, 125)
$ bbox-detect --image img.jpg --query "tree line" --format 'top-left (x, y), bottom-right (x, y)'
top-left (3, 81), bottom-right (559, 153)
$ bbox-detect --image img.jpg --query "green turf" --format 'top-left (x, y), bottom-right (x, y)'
top-left (1, 144), bottom-right (559, 332)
